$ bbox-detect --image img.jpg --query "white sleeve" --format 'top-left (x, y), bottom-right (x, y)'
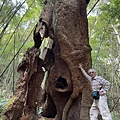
top-left (80, 68), bottom-right (92, 82)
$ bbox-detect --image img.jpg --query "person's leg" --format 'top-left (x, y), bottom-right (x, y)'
top-left (98, 95), bottom-right (112, 120)
top-left (90, 100), bottom-right (99, 120)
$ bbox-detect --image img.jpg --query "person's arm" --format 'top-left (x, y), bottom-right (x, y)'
top-left (99, 77), bottom-right (110, 95)
top-left (78, 64), bottom-right (92, 81)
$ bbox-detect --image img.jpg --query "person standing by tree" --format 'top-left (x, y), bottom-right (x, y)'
top-left (78, 63), bottom-right (112, 120)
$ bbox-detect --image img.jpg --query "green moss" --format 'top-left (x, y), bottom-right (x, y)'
top-left (0, 96), bottom-right (18, 119)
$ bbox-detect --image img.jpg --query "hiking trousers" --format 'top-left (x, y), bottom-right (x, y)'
top-left (90, 95), bottom-right (112, 120)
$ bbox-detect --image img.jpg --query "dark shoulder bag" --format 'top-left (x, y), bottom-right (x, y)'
top-left (92, 91), bottom-right (100, 100)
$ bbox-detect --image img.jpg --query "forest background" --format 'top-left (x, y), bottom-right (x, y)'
top-left (0, 0), bottom-right (120, 119)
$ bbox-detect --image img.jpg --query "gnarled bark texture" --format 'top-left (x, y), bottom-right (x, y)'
top-left (4, 0), bottom-right (92, 120)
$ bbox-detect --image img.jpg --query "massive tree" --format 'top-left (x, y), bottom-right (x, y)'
top-left (3, 0), bottom-right (92, 120)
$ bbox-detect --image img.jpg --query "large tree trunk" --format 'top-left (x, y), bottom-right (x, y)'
top-left (3, 0), bottom-right (92, 120)
top-left (47, 0), bottom-right (92, 119)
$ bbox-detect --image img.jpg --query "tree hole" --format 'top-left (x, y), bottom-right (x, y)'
top-left (55, 76), bottom-right (68, 89)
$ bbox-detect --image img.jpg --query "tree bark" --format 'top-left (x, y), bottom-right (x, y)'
top-left (3, 0), bottom-right (92, 120)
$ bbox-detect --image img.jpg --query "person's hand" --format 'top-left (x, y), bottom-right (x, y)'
top-left (78, 63), bottom-right (82, 69)
top-left (99, 91), bottom-right (105, 96)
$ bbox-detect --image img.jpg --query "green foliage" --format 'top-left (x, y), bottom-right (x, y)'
top-left (0, 0), bottom-right (43, 100)
top-left (100, 0), bottom-right (120, 24)
top-left (88, 0), bottom-right (120, 66)
top-left (112, 111), bottom-right (120, 120)
top-left (0, 97), bottom-right (17, 119)
top-left (0, 98), bottom-right (8, 115)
